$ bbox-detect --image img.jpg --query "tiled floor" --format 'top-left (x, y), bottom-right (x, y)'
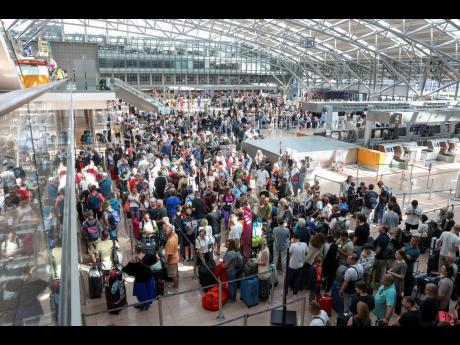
top-left (80, 127), bottom-right (460, 326)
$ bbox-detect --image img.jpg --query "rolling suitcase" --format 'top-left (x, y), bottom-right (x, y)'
top-left (316, 294), bottom-right (332, 317)
top-left (88, 265), bottom-right (103, 299)
top-left (240, 277), bottom-right (259, 307)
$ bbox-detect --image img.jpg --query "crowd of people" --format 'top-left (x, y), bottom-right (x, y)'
top-left (69, 95), bottom-right (460, 326)
top-left (2, 91), bottom-right (458, 326)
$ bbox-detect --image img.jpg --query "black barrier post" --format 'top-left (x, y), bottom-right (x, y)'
top-left (271, 247), bottom-right (297, 325)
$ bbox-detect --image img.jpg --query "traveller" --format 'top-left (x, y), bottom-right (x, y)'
top-left (347, 301), bottom-right (372, 327)
top-left (287, 233), bottom-right (308, 296)
top-left (403, 236), bottom-right (420, 296)
top-left (437, 264), bottom-right (454, 312)
top-left (396, 296), bottom-right (422, 326)
top-left (374, 274), bottom-right (397, 325)
top-left (82, 211), bottom-right (103, 260)
top-left (122, 245), bottom-right (157, 310)
top-left (222, 239), bottom-right (242, 303)
top-left (404, 200), bottom-right (422, 232)
top-left (387, 249), bottom-right (407, 315)
top-left (309, 301), bottom-right (330, 326)
top-left (373, 225), bottom-right (392, 285)
top-left (353, 213), bottom-right (370, 256)
top-left (273, 217), bottom-right (290, 273)
top-left (165, 225), bottom-right (180, 294)
top-left (340, 254), bottom-right (364, 313)
top-left (373, 181), bottom-right (390, 224)
top-left (420, 283), bottom-right (440, 326)
top-left (436, 224), bottom-right (460, 269)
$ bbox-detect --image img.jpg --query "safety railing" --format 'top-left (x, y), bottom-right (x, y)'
top-left (214, 295), bottom-right (307, 326)
top-left (0, 79), bottom-right (69, 117)
top-left (80, 264), bottom-right (276, 326)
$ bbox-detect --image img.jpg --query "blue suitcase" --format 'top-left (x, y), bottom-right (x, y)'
top-left (240, 277), bottom-right (259, 307)
top-left (331, 281), bottom-right (344, 314)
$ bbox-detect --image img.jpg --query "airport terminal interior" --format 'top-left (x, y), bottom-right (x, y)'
top-left (2, 19), bottom-right (460, 327)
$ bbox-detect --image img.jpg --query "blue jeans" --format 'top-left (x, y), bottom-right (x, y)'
top-left (226, 268), bottom-right (237, 302)
top-left (373, 201), bottom-right (386, 223)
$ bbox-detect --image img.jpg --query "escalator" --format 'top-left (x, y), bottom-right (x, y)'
top-left (108, 78), bottom-right (170, 114)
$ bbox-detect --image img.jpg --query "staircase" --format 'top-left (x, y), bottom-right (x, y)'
top-left (108, 78), bottom-right (170, 114)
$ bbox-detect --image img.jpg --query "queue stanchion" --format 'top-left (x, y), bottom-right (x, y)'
top-left (216, 279), bottom-right (225, 321)
top-left (243, 314), bottom-right (248, 326)
top-left (192, 247), bottom-right (198, 280)
top-left (269, 265), bottom-right (275, 305)
top-left (300, 296), bottom-right (307, 326)
top-left (158, 296), bottom-right (164, 326)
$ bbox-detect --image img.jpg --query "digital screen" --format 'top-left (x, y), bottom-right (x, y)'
top-left (373, 129), bottom-right (382, 139)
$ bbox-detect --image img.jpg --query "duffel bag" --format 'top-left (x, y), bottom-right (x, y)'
top-left (202, 286), bottom-right (229, 311)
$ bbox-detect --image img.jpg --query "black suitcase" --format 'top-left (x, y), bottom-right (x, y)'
top-left (88, 265), bottom-right (103, 299)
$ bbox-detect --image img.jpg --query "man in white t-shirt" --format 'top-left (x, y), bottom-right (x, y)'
top-left (255, 166), bottom-right (269, 194)
top-left (404, 200), bottom-right (422, 232)
top-left (340, 254), bottom-right (364, 313)
top-left (287, 234), bottom-right (308, 296)
top-left (309, 301), bottom-right (330, 326)
top-left (436, 224), bottom-right (460, 269)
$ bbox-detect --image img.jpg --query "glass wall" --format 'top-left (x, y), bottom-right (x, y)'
top-left (0, 93), bottom-right (78, 325)
top-left (96, 37), bottom-right (294, 87)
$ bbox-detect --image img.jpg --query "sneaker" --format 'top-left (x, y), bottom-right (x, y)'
top-left (167, 289), bottom-right (178, 295)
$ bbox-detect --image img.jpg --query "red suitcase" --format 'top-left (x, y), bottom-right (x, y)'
top-left (316, 294), bottom-right (332, 317)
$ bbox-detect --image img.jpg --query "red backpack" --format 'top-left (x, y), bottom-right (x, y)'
top-left (202, 286), bottom-right (229, 311)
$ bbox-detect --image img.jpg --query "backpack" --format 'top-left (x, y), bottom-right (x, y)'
top-left (108, 209), bottom-right (121, 228)
top-left (331, 219), bottom-right (347, 239)
top-left (86, 222), bottom-right (100, 241)
top-left (381, 186), bottom-right (392, 202)
top-left (380, 240), bottom-right (395, 260)
top-left (365, 191), bottom-right (378, 209)
top-left (88, 193), bottom-right (101, 210)
top-left (427, 220), bottom-right (437, 238)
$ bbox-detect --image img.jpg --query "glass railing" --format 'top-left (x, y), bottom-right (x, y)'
top-left (0, 79), bottom-right (80, 325)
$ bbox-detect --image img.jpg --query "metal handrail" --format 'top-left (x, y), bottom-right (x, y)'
top-left (59, 91), bottom-right (81, 326)
top-left (0, 79), bottom-right (69, 117)
top-left (214, 295), bottom-right (307, 326)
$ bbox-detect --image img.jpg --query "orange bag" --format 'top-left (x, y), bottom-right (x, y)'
top-left (202, 285), bottom-right (229, 311)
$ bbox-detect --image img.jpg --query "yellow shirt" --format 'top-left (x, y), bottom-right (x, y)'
top-left (165, 232), bottom-right (179, 264)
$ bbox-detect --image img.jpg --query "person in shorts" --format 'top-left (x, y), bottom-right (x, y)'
top-left (165, 225), bottom-right (180, 294)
